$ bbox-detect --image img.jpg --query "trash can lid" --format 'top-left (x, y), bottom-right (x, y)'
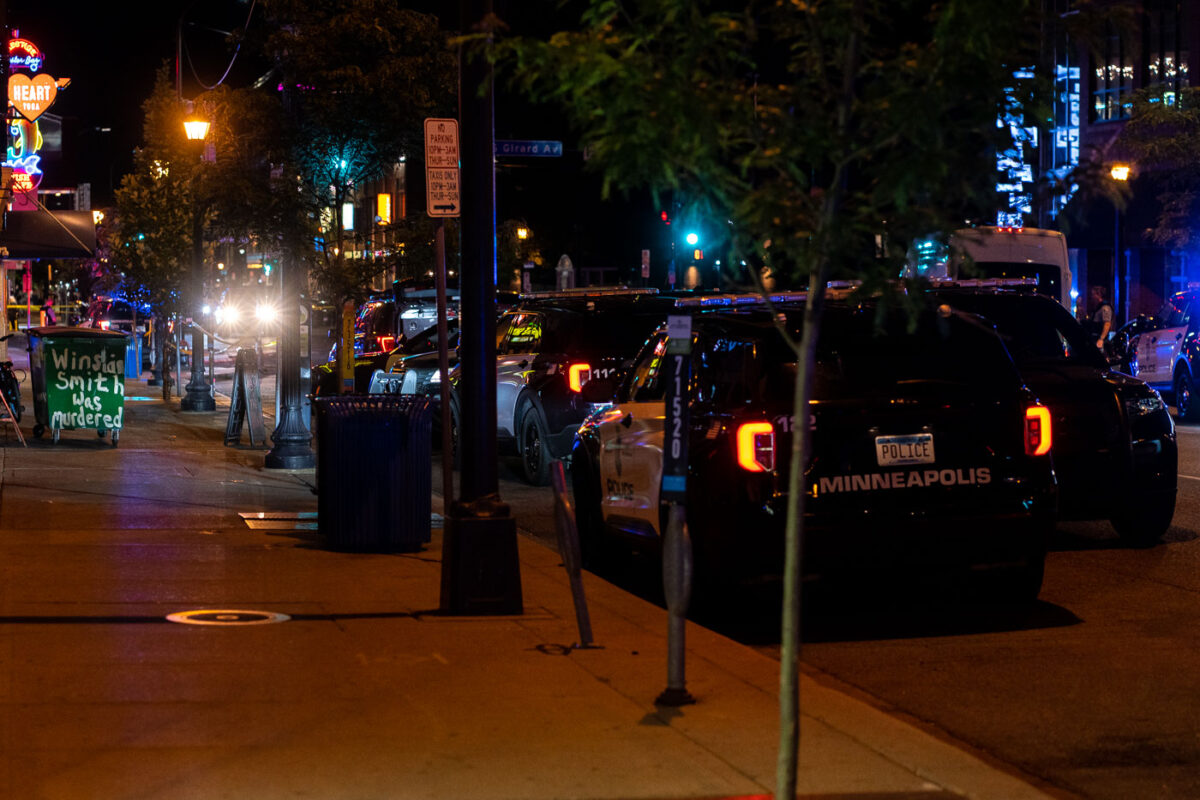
top-left (27, 326), bottom-right (129, 340)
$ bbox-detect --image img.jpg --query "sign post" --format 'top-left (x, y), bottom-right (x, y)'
top-left (425, 118), bottom-right (461, 505)
top-left (657, 314), bottom-right (695, 706)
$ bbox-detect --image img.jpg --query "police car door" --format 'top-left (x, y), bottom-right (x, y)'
top-left (1137, 297), bottom-right (1189, 385)
top-left (596, 333), bottom-right (670, 538)
top-left (496, 311), bottom-right (540, 438)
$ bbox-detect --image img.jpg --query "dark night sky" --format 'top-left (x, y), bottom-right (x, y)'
top-left (11, 1), bottom-right (267, 204)
top-left (9, 1), bottom-right (656, 276)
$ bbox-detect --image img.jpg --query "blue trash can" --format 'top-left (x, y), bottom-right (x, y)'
top-left (124, 335), bottom-right (141, 379)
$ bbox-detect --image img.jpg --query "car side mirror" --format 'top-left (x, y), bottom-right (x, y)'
top-left (580, 376), bottom-right (618, 403)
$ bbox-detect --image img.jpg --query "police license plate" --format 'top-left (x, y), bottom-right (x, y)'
top-left (875, 433), bottom-right (935, 466)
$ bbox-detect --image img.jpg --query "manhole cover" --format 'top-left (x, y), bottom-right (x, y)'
top-left (166, 609), bottom-right (290, 626)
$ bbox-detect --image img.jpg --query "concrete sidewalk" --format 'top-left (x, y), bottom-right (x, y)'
top-left (0, 363), bottom-right (1060, 799)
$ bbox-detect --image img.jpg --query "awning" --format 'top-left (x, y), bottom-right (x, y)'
top-left (0, 209), bottom-right (96, 258)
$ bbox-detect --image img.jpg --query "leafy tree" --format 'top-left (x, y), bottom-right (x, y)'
top-left (109, 69), bottom-right (199, 325)
top-left (1116, 86), bottom-right (1200, 250)
top-left (261, 0), bottom-right (458, 382)
top-left (498, 0), bottom-right (1048, 794)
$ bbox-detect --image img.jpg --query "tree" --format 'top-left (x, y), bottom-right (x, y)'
top-left (261, 0), bottom-right (458, 383)
top-left (109, 69), bottom-right (199, 324)
top-left (1116, 86), bottom-right (1200, 250)
top-left (498, 1), bottom-right (1047, 795)
top-left (109, 67), bottom-right (297, 384)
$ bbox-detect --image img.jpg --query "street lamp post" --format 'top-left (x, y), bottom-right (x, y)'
top-left (1111, 163), bottom-right (1130, 324)
top-left (266, 256), bottom-right (315, 469)
top-left (180, 116), bottom-right (215, 412)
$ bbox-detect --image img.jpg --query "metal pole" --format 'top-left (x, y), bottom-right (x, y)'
top-left (459, 0), bottom-right (499, 504)
top-left (181, 205), bottom-right (215, 411)
top-left (266, 256), bottom-right (315, 469)
top-left (1113, 202), bottom-right (1121, 326)
top-left (440, 0), bottom-right (522, 616)
top-left (434, 219), bottom-right (453, 502)
top-left (657, 316), bottom-right (695, 706)
top-left (550, 461), bottom-right (596, 648)
top-left (657, 503), bottom-right (694, 706)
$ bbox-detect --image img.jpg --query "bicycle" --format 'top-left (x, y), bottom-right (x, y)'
top-left (0, 332), bottom-right (25, 422)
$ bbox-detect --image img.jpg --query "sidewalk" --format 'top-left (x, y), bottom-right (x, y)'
top-left (0, 356), bottom-right (1062, 799)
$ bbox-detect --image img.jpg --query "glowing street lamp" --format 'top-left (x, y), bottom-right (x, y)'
top-left (180, 114), bottom-right (215, 411)
top-left (1110, 162), bottom-right (1132, 323)
top-left (183, 118), bottom-right (210, 142)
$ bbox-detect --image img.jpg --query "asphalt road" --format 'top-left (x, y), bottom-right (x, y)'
top-left (668, 420), bottom-right (1200, 800)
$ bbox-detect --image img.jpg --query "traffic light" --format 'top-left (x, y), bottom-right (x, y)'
top-left (685, 231), bottom-right (699, 246)
top-left (660, 210), bottom-right (670, 225)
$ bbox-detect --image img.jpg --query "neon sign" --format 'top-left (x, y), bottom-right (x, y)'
top-left (3, 35), bottom-right (65, 194)
top-left (7, 38), bottom-right (43, 73)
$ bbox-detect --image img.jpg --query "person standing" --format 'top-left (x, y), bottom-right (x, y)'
top-left (1090, 285), bottom-right (1113, 352)
top-left (41, 296), bottom-right (57, 327)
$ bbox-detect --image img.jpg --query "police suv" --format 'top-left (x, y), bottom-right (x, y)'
top-left (571, 291), bottom-right (1057, 599)
top-left (1121, 289), bottom-right (1200, 421)
top-left (933, 287), bottom-right (1176, 545)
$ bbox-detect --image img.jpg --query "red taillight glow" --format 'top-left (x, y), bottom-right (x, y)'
top-left (377, 335), bottom-right (397, 352)
top-left (1025, 406), bottom-right (1052, 456)
top-left (736, 421), bottom-right (775, 472)
top-left (567, 363), bottom-right (591, 393)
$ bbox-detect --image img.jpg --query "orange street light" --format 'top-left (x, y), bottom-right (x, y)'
top-left (183, 118), bottom-right (210, 142)
top-left (1110, 163), bottom-right (1131, 181)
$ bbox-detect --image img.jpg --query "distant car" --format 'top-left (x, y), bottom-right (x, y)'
top-left (80, 297), bottom-right (152, 366)
top-left (571, 295), bottom-right (1057, 599)
top-left (931, 287), bottom-right (1177, 545)
top-left (313, 321), bottom-right (451, 397)
top-left (81, 297), bottom-right (151, 334)
top-left (210, 286), bottom-right (280, 344)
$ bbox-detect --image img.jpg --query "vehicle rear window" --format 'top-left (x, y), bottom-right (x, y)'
top-left (815, 308), bottom-right (1021, 391)
top-left (504, 308), bottom-right (662, 356)
top-left (937, 294), bottom-right (1103, 366)
top-left (691, 309), bottom-right (1019, 405)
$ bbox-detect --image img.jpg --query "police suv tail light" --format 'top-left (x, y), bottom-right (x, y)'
top-left (377, 335), bottom-right (397, 352)
top-left (1024, 405), bottom-right (1052, 456)
top-left (567, 363), bottom-right (592, 393)
top-left (737, 421), bottom-right (775, 472)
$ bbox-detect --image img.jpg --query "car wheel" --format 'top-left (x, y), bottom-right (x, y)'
top-left (518, 406), bottom-right (552, 486)
top-left (1175, 370), bottom-right (1200, 422)
top-left (1111, 490), bottom-right (1176, 547)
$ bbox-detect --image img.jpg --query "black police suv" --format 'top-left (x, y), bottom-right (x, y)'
top-left (933, 288), bottom-right (1177, 545)
top-left (571, 298), bottom-right (1058, 600)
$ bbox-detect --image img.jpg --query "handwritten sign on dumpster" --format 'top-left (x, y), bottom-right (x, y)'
top-left (43, 337), bottom-right (125, 430)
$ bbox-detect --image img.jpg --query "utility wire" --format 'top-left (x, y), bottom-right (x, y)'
top-left (185, 0), bottom-right (259, 91)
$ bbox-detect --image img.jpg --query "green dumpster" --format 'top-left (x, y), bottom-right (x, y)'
top-left (27, 326), bottom-right (128, 446)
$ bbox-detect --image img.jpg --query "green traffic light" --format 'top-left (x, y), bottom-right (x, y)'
top-left (685, 232), bottom-right (699, 246)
